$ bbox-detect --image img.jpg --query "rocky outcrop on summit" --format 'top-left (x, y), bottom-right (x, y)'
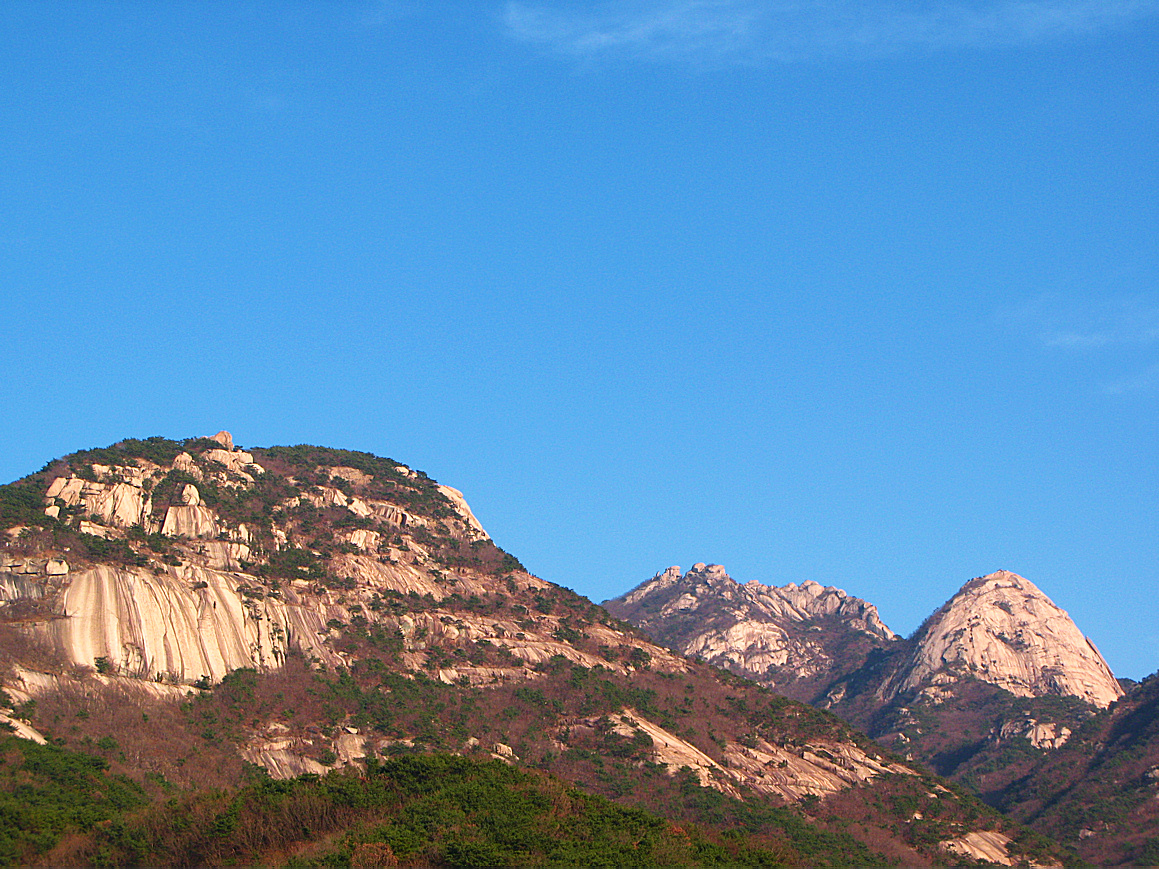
top-left (604, 563), bottom-right (897, 699)
top-left (807, 570), bottom-right (1124, 795)
top-left (889, 570), bottom-right (1122, 708)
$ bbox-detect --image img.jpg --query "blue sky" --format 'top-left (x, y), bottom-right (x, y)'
top-left (2, 1), bottom-right (1156, 677)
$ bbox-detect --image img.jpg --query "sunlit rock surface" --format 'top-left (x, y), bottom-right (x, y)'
top-left (892, 571), bottom-right (1122, 708)
top-left (41, 565), bottom-right (341, 683)
top-left (604, 563), bottom-right (896, 695)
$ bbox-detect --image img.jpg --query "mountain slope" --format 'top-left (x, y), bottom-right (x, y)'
top-left (0, 434), bottom-right (1064, 866)
top-left (995, 673), bottom-right (1159, 866)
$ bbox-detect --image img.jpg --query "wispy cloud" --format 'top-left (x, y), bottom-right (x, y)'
top-left (1003, 295), bottom-right (1159, 394)
top-left (502, 0), bottom-right (1159, 62)
top-left (1103, 362), bottom-right (1159, 395)
top-left (1029, 297), bottom-right (1159, 351)
top-left (504, 2), bottom-right (763, 60)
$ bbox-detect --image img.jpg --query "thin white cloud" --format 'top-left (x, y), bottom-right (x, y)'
top-left (503, 0), bottom-right (1159, 62)
top-left (503, 1), bottom-right (762, 60)
top-left (1104, 362), bottom-right (1159, 395)
top-left (1003, 295), bottom-right (1159, 395)
top-left (1033, 298), bottom-right (1159, 350)
top-left (1040, 330), bottom-right (1115, 349)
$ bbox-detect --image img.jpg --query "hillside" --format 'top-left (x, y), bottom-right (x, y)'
top-left (995, 674), bottom-right (1159, 866)
top-left (0, 433), bottom-right (1065, 866)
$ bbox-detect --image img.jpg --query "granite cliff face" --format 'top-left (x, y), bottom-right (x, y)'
top-left (604, 563), bottom-right (897, 700)
top-left (886, 570), bottom-right (1122, 709)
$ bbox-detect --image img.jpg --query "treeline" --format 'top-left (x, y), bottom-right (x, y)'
top-left (0, 743), bottom-right (881, 867)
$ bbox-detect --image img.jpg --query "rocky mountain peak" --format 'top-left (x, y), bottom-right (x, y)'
top-left (896, 570), bottom-right (1122, 708)
top-left (604, 565), bottom-right (897, 698)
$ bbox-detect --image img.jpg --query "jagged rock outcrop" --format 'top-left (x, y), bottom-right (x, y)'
top-left (437, 484), bottom-right (488, 538)
top-left (890, 571), bottom-right (1122, 708)
top-left (999, 717), bottom-right (1072, 750)
top-left (604, 563), bottom-right (896, 699)
top-left (45, 472), bottom-right (153, 528)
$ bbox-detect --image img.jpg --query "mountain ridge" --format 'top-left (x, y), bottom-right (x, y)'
top-left (605, 562), bottom-right (897, 701)
top-left (607, 563), bottom-right (1121, 713)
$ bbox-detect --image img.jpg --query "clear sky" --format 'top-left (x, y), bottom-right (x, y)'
top-left (2, 2), bottom-right (1156, 678)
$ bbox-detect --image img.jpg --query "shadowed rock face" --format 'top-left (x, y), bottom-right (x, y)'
top-left (604, 563), bottom-right (897, 700)
top-left (890, 570), bottom-right (1122, 709)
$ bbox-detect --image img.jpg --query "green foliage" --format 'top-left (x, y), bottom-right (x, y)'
top-left (257, 445), bottom-right (457, 519)
top-left (628, 647), bottom-right (653, 670)
top-left (296, 756), bottom-right (801, 868)
top-left (496, 549), bottom-right (525, 574)
top-left (667, 768), bottom-right (888, 867)
top-left (0, 480), bottom-right (52, 530)
top-left (148, 469), bottom-right (202, 517)
top-left (76, 533), bottom-right (149, 568)
top-left (1136, 836), bottom-right (1159, 866)
top-left (70, 753), bottom-right (807, 867)
top-left (63, 436), bottom-right (221, 472)
top-left (0, 736), bottom-right (147, 866)
top-left (258, 547), bottom-right (325, 581)
top-left (553, 624), bottom-right (583, 644)
top-left (215, 668), bottom-right (260, 705)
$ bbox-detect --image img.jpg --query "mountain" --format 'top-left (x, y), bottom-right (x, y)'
top-left (0, 433), bottom-right (1060, 866)
top-left (607, 564), bottom-right (1123, 813)
top-left (877, 570), bottom-right (1121, 709)
top-left (604, 563), bottom-right (896, 702)
top-left (820, 570), bottom-right (1122, 786)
